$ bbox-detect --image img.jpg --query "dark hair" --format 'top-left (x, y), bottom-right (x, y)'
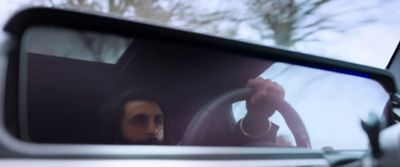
top-left (98, 88), bottom-right (161, 143)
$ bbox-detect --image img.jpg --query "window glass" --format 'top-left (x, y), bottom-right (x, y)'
top-left (21, 26), bottom-right (389, 150)
top-left (25, 26), bottom-right (131, 64)
top-left (232, 62), bottom-right (388, 149)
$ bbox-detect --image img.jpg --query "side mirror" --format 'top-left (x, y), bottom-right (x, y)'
top-left (1, 7), bottom-right (399, 162)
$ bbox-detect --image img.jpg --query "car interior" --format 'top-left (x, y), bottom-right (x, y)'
top-left (18, 32), bottom-right (274, 145)
top-left (4, 25), bottom-right (388, 150)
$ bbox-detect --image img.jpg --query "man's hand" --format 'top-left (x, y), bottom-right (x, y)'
top-left (246, 78), bottom-right (285, 120)
top-left (239, 78), bottom-right (285, 138)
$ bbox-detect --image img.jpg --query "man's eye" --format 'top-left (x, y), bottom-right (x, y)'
top-left (154, 116), bottom-right (163, 126)
top-left (129, 115), bottom-right (147, 126)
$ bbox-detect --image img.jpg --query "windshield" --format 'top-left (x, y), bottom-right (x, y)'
top-left (2, 0), bottom-right (399, 68)
top-left (19, 26), bottom-right (389, 150)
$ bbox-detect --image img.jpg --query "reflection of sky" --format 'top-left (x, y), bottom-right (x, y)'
top-left (208, 0), bottom-right (400, 69)
top-left (290, 0), bottom-right (400, 68)
top-left (233, 63), bottom-right (389, 149)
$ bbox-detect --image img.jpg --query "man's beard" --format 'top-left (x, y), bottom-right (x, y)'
top-left (141, 137), bottom-right (162, 145)
top-left (117, 136), bottom-right (162, 145)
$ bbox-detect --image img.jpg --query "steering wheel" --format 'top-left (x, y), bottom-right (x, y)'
top-left (180, 87), bottom-right (311, 148)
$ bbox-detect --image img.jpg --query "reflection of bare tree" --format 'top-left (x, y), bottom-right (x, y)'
top-left (39, 0), bottom-right (384, 48)
top-left (242, 0), bottom-right (334, 47)
top-left (43, 0), bottom-right (189, 23)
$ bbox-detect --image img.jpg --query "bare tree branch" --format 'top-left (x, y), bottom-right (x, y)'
top-left (295, 16), bottom-right (330, 29)
top-left (299, 0), bottom-right (330, 16)
top-left (292, 25), bottom-right (339, 44)
top-left (41, 0), bottom-right (387, 48)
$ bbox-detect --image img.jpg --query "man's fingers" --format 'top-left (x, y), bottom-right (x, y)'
top-left (247, 77), bottom-right (285, 101)
top-left (247, 78), bottom-right (273, 89)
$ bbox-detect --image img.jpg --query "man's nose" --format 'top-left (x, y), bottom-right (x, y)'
top-left (146, 121), bottom-right (158, 136)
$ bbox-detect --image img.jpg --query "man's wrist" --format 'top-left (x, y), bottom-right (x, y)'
top-left (245, 112), bottom-right (269, 121)
top-left (239, 118), bottom-right (272, 138)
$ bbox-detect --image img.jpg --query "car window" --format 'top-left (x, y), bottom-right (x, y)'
top-left (232, 62), bottom-right (388, 149)
top-left (19, 26), bottom-right (390, 150)
top-left (25, 26), bottom-right (132, 64)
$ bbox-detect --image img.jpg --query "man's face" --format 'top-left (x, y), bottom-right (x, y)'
top-left (120, 100), bottom-right (164, 144)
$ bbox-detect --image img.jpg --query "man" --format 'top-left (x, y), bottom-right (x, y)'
top-left (100, 89), bottom-right (165, 144)
top-left (119, 100), bottom-right (164, 144)
top-left (102, 77), bottom-right (285, 145)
